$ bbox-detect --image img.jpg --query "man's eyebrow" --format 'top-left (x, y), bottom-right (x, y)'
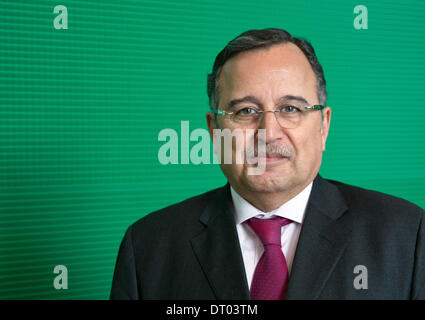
top-left (226, 95), bottom-right (310, 109)
top-left (278, 95), bottom-right (310, 106)
top-left (227, 96), bottom-right (262, 109)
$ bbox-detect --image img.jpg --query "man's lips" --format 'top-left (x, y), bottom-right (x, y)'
top-left (258, 152), bottom-right (288, 163)
top-left (266, 152), bottom-right (284, 158)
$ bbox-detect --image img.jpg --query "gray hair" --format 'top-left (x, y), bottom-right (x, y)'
top-left (207, 28), bottom-right (327, 109)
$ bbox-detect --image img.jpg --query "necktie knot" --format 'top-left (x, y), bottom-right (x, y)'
top-left (246, 216), bottom-right (292, 247)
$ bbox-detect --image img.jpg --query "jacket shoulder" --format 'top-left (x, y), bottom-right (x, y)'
top-left (326, 178), bottom-right (424, 219)
top-left (128, 185), bottom-right (225, 239)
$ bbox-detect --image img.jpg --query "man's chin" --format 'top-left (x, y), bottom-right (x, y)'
top-left (241, 172), bottom-right (295, 194)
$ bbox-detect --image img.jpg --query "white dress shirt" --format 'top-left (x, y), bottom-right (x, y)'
top-left (230, 183), bottom-right (313, 289)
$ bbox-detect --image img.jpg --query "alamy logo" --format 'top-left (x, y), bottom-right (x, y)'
top-left (53, 265), bottom-right (68, 290)
top-left (353, 265), bottom-right (368, 290)
top-left (353, 5), bottom-right (368, 30)
top-left (53, 5), bottom-right (68, 30)
top-left (158, 121), bottom-right (267, 175)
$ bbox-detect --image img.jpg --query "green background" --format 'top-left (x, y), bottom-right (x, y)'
top-left (0, 0), bottom-right (424, 299)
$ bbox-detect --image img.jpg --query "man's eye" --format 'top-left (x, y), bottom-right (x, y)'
top-left (280, 105), bottom-right (300, 113)
top-left (236, 107), bottom-right (258, 116)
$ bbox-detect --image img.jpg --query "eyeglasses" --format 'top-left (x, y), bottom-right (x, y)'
top-left (210, 104), bottom-right (326, 129)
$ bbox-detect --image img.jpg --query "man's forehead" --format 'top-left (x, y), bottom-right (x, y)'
top-left (217, 43), bottom-right (317, 103)
top-left (221, 43), bottom-right (311, 75)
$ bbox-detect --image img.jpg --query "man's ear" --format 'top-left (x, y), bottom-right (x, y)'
top-left (206, 111), bottom-right (217, 140)
top-left (320, 107), bottom-right (331, 151)
top-left (207, 112), bottom-right (223, 158)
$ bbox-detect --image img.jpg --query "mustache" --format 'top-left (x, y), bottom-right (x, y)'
top-left (245, 142), bottom-right (295, 159)
top-left (264, 143), bottom-right (294, 157)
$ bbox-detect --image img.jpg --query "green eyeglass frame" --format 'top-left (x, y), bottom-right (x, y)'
top-left (210, 104), bottom-right (326, 117)
top-left (210, 104), bottom-right (326, 129)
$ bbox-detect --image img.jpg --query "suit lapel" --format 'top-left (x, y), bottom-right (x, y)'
top-left (190, 185), bottom-right (250, 300)
top-left (190, 176), bottom-right (351, 300)
top-left (286, 175), bottom-right (352, 299)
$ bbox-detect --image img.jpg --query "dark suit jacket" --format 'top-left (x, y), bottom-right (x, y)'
top-left (110, 175), bottom-right (425, 299)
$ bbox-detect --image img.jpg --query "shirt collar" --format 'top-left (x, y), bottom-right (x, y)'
top-left (230, 182), bottom-right (313, 225)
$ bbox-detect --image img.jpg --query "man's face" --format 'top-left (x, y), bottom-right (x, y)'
top-left (207, 43), bottom-right (331, 199)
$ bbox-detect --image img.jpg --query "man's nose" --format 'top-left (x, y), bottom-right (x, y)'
top-left (257, 110), bottom-right (284, 143)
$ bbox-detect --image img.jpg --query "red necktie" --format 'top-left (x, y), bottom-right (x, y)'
top-left (246, 216), bottom-right (292, 300)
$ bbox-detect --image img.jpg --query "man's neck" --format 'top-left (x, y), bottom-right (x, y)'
top-left (231, 182), bottom-right (312, 213)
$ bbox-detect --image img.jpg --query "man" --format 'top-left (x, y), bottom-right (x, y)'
top-left (110, 28), bottom-right (425, 299)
